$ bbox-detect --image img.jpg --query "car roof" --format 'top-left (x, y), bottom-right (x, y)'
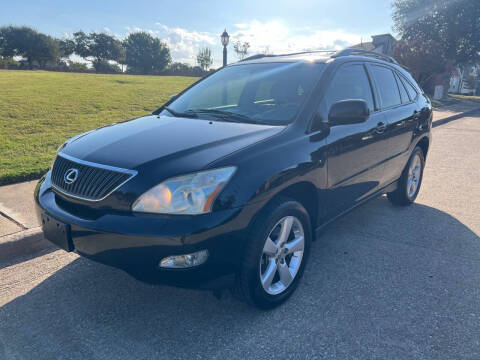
top-left (231, 49), bottom-right (400, 68)
top-left (233, 51), bottom-right (336, 65)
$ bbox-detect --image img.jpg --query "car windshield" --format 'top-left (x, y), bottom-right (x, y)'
top-left (161, 62), bottom-right (325, 125)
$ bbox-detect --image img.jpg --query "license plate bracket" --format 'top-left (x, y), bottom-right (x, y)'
top-left (41, 213), bottom-right (73, 252)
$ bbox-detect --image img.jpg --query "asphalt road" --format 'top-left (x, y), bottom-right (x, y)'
top-left (1, 111), bottom-right (480, 360)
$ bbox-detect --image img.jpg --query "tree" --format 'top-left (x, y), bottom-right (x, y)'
top-left (0, 29), bottom-right (6, 57)
top-left (117, 45), bottom-right (126, 72)
top-left (393, 39), bottom-right (448, 93)
top-left (196, 47), bottom-right (213, 71)
top-left (59, 38), bottom-right (75, 59)
top-left (0, 26), bottom-right (18, 58)
top-left (233, 41), bottom-right (250, 60)
top-left (32, 34), bottom-right (61, 68)
top-left (163, 62), bottom-right (207, 76)
top-left (72, 31), bottom-right (90, 58)
top-left (393, 0), bottom-right (480, 65)
top-left (123, 32), bottom-right (171, 74)
top-left (0, 26), bottom-right (60, 69)
top-left (72, 31), bottom-right (124, 72)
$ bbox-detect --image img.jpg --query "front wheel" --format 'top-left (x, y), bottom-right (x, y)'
top-left (388, 147), bottom-right (425, 206)
top-left (235, 197), bottom-right (311, 309)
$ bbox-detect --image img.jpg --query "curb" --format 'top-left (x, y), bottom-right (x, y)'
top-left (432, 106), bottom-right (480, 128)
top-left (0, 227), bottom-right (52, 263)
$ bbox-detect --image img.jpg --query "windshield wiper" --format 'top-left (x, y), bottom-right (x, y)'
top-left (163, 106), bottom-right (198, 118)
top-left (186, 108), bottom-right (260, 124)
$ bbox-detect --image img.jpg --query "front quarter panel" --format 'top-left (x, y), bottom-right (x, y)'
top-left (211, 126), bottom-right (328, 219)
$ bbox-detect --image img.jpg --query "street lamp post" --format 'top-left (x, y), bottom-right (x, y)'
top-left (221, 29), bottom-right (230, 67)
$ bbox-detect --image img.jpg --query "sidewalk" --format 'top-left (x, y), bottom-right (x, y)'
top-left (433, 99), bottom-right (480, 123)
top-left (1, 100), bottom-right (480, 263)
top-left (0, 181), bottom-right (48, 262)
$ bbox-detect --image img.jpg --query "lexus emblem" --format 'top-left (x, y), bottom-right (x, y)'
top-left (64, 168), bottom-right (79, 185)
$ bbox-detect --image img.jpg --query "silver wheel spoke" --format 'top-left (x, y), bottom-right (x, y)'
top-left (407, 154), bottom-right (422, 198)
top-left (261, 260), bottom-right (277, 289)
top-left (284, 236), bottom-right (304, 254)
top-left (278, 217), bottom-right (293, 245)
top-left (278, 261), bottom-right (293, 286)
top-left (259, 215), bottom-right (305, 295)
top-left (263, 237), bottom-right (278, 256)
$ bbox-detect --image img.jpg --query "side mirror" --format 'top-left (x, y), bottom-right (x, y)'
top-left (170, 94), bottom-right (178, 101)
top-left (310, 114), bottom-right (330, 134)
top-left (328, 99), bottom-right (370, 126)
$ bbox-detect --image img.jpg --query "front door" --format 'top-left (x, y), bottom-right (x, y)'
top-left (320, 63), bottom-right (389, 218)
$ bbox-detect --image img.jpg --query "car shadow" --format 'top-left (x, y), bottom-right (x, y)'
top-left (1, 196), bottom-right (480, 359)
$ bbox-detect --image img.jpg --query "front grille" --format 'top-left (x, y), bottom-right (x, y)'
top-left (51, 153), bottom-right (136, 201)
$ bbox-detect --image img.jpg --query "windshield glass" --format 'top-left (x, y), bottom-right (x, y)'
top-left (161, 62), bottom-right (325, 125)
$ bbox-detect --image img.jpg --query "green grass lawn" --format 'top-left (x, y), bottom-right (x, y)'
top-left (449, 93), bottom-right (480, 103)
top-left (0, 70), bottom-right (198, 185)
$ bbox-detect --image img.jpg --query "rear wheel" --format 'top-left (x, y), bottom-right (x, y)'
top-left (236, 197), bottom-right (311, 309)
top-left (388, 147), bottom-right (425, 206)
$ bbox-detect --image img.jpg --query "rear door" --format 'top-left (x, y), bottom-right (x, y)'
top-left (367, 64), bottom-right (419, 184)
top-left (322, 63), bottom-right (389, 217)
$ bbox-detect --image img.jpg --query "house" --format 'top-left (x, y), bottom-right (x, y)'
top-left (350, 34), bottom-right (397, 56)
top-left (448, 64), bottom-right (479, 95)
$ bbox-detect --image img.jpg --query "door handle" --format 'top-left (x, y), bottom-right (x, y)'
top-left (376, 121), bottom-right (387, 134)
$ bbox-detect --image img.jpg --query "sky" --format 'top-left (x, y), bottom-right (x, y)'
top-left (0, 0), bottom-right (395, 67)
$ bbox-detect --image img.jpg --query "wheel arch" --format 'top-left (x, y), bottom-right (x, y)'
top-left (417, 136), bottom-right (430, 159)
top-left (253, 181), bottom-right (320, 235)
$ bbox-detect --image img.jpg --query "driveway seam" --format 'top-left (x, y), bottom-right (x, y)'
top-left (0, 208), bottom-right (27, 230)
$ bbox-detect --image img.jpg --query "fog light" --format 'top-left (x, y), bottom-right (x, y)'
top-left (159, 250), bottom-right (209, 268)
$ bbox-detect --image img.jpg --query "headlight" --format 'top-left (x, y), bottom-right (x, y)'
top-left (132, 167), bottom-right (236, 215)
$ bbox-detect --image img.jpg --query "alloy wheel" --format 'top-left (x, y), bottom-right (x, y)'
top-left (259, 216), bottom-right (305, 295)
top-left (407, 153), bottom-right (422, 199)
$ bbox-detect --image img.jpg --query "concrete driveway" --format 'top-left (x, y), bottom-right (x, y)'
top-left (1, 111), bottom-right (479, 359)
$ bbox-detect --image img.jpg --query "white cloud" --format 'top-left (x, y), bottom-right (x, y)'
top-left (127, 20), bottom-right (368, 67)
top-left (155, 23), bottom-right (216, 64)
top-left (229, 20), bottom-right (363, 55)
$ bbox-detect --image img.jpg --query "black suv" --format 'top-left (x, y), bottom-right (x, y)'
top-left (35, 49), bottom-right (432, 309)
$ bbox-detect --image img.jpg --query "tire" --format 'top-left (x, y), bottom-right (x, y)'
top-left (387, 147), bottom-right (425, 206)
top-left (235, 196), bottom-right (312, 309)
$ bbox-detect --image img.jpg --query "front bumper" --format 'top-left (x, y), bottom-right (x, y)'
top-left (35, 173), bottom-right (264, 289)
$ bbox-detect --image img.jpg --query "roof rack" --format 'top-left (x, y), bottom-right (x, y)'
top-left (331, 49), bottom-right (398, 64)
top-left (240, 50), bottom-right (336, 62)
top-left (240, 54), bottom-right (274, 62)
top-left (239, 49), bottom-right (399, 65)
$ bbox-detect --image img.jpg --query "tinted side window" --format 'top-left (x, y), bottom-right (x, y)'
top-left (402, 76), bottom-right (418, 100)
top-left (326, 64), bottom-right (374, 111)
top-left (370, 65), bottom-right (401, 108)
top-left (395, 72), bottom-right (410, 103)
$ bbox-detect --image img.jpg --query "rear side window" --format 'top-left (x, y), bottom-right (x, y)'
top-left (370, 65), bottom-right (401, 108)
top-left (402, 76), bottom-right (419, 100)
top-left (326, 64), bottom-right (374, 111)
top-left (395, 72), bottom-right (410, 103)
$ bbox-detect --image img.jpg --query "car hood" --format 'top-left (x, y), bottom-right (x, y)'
top-left (62, 115), bottom-right (283, 171)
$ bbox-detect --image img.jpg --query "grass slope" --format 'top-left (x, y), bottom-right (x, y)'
top-left (0, 70), bottom-right (197, 185)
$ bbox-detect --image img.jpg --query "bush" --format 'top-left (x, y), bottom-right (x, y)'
top-left (0, 57), bottom-right (19, 69)
top-left (161, 62), bottom-right (212, 77)
top-left (92, 59), bottom-right (122, 74)
top-left (67, 61), bottom-right (90, 73)
top-left (45, 60), bottom-right (69, 72)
